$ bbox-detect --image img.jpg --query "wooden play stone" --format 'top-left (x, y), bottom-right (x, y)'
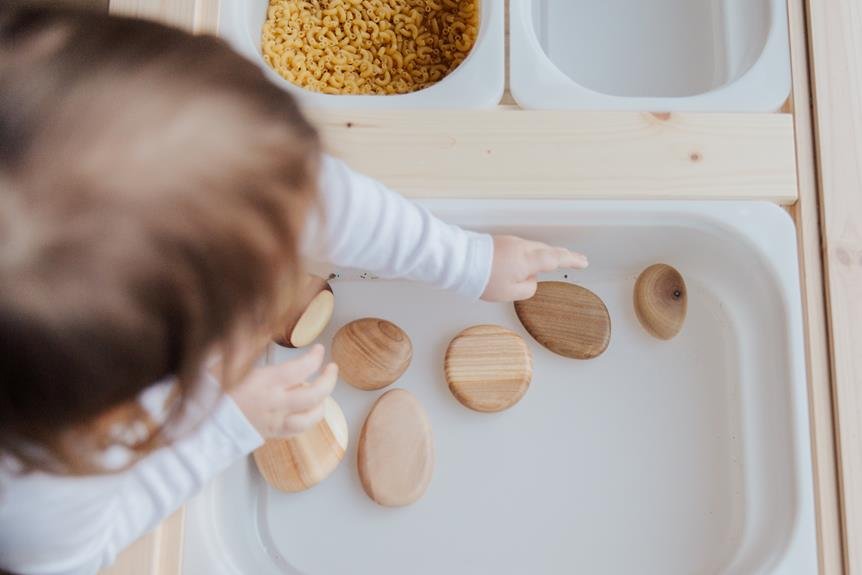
top-left (514, 281), bottom-right (611, 359)
top-left (444, 325), bottom-right (532, 413)
top-left (358, 389), bottom-right (434, 507)
top-left (274, 277), bottom-right (334, 348)
top-left (331, 318), bottom-right (412, 390)
top-left (253, 397), bottom-right (348, 492)
top-left (634, 263), bottom-right (687, 340)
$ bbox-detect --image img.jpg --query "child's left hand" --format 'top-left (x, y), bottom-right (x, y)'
top-left (481, 235), bottom-right (589, 302)
top-left (229, 344), bottom-right (338, 438)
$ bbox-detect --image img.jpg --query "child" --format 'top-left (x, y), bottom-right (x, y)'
top-left (0, 6), bottom-right (587, 574)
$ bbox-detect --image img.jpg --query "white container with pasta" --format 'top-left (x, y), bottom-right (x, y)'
top-left (218, 0), bottom-right (504, 108)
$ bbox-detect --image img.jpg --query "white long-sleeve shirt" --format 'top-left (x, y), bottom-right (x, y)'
top-left (0, 156), bottom-right (493, 575)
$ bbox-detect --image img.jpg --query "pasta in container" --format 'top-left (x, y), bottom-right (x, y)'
top-left (261, 0), bottom-right (480, 95)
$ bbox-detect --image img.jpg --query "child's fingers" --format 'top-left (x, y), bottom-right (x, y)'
top-left (275, 344), bottom-right (325, 383)
top-left (284, 363), bottom-right (338, 412)
top-left (526, 245), bottom-right (588, 276)
top-left (280, 401), bottom-right (327, 436)
top-left (510, 280), bottom-right (539, 301)
top-left (555, 247), bottom-right (589, 269)
top-left (527, 247), bottom-right (564, 275)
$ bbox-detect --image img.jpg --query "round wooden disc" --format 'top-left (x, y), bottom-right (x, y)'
top-left (253, 397), bottom-right (348, 493)
top-left (444, 325), bottom-right (532, 413)
top-left (331, 318), bottom-right (412, 391)
top-left (358, 389), bottom-right (434, 507)
top-left (514, 281), bottom-right (611, 359)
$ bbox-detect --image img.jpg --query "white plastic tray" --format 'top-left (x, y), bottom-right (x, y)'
top-left (217, 0), bottom-right (504, 109)
top-left (184, 201), bottom-right (815, 574)
top-left (510, 0), bottom-right (791, 111)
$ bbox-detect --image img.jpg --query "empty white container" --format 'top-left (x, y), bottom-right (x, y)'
top-left (183, 201), bottom-right (816, 574)
top-left (510, 0), bottom-right (791, 111)
top-left (218, 0), bottom-right (505, 108)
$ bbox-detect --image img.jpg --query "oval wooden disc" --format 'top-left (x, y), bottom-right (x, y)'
top-left (253, 397), bottom-right (348, 493)
top-left (634, 263), bottom-right (687, 340)
top-left (514, 281), bottom-right (611, 359)
top-left (274, 277), bottom-right (334, 348)
top-left (358, 389), bottom-right (434, 507)
top-left (444, 325), bottom-right (532, 412)
top-left (331, 318), bottom-right (412, 390)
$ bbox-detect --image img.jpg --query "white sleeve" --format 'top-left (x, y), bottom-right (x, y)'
top-left (0, 391), bottom-right (262, 575)
top-left (302, 155), bottom-right (494, 299)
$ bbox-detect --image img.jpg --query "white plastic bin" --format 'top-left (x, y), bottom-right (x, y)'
top-left (510, 0), bottom-right (790, 111)
top-left (218, 0), bottom-right (505, 108)
top-left (183, 201), bottom-right (816, 575)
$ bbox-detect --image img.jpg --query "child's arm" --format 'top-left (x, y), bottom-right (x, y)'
top-left (0, 348), bottom-right (335, 575)
top-left (302, 155), bottom-right (494, 298)
top-left (0, 389), bottom-right (258, 575)
top-left (303, 156), bottom-right (587, 301)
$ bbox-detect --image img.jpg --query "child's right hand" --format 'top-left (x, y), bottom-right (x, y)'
top-left (229, 344), bottom-right (338, 439)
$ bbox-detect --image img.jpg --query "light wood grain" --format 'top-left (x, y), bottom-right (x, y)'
top-left (253, 397), bottom-right (348, 492)
top-left (307, 110), bottom-right (799, 202)
top-left (357, 388), bottom-right (434, 507)
top-left (331, 318), bottom-right (412, 391)
top-left (273, 279), bottom-right (334, 348)
top-left (109, 0), bottom-right (194, 28)
top-left (99, 511), bottom-right (184, 575)
top-left (191, 0), bottom-right (218, 33)
top-left (445, 325), bottom-right (532, 413)
top-left (108, 0), bottom-right (217, 33)
top-left (807, 0), bottom-right (862, 571)
top-left (515, 281), bottom-right (611, 360)
top-left (634, 264), bottom-right (687, 340)
top-left (786, 0), bottom-right (846, 571)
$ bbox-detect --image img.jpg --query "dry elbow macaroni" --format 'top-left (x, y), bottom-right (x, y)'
top-left (262, 0), bottom-right (479, 95)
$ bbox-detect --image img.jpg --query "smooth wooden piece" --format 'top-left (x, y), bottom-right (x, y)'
top-left (253, 397), bottom-right (348, 493)
top-left (274, 279), bottom-right (334, 348)
top-left (357, 389), bottom-right (434, 507)
top-left (444, 325), bottom-right (532, 412)
top-left (515, 282), bottom-right (611, 360)
top-left (787, 0), bottom-right (845, 571)
top-left (634, 264), bottom-right (687, 340)
top-left (331, 318), bottom-right (412, 391)
top-left (308, 110), bottom-right (798, 203)
top-left (807, 0), bottom-right (862, 571)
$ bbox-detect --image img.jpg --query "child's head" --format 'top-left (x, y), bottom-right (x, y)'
top-left (0, 5), bottom-right (320, 472)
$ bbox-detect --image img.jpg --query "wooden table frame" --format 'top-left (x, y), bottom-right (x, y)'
top-left (102, 0), bottom-right (857, 573)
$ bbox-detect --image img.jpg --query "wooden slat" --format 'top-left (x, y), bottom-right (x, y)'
top-left (309, 110), bottom-right (798, 202)
top-left (108, 0), bottom-right (216, 33)
top-left (807, 0), bottom-right (862, 572)
top-left (99, 511), bottom-right (184, 575)
top-left (786, 0), bottom-right (845, 571)
top-left (191, 0), bottom-right (218, 34)
top-left (109, 0), bottom-right (195, 29)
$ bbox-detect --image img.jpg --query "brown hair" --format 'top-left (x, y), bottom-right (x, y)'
top-left (0, 5), bottom-right (321, 473)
